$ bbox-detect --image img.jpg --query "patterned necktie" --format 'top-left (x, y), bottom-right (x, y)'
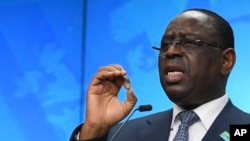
top-left (173, 111), bottom-right (199, 141)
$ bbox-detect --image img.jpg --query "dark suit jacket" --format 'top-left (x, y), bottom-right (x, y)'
top-left (70, 100), bottom-right (250, 141)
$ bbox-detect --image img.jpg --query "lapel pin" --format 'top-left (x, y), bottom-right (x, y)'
top-left (220, 131), bottom-right (230, 141)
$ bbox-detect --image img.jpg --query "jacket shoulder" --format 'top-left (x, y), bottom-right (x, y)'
top-left (107, 109), bottom-right (173, 140)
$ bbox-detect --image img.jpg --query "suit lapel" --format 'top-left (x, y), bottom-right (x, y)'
top-left (136, 100), bottom-right (236, 141)
top-left (202, 100), bottom-right (239, 141)
top-left (138, 109), bottom-right (173, 141)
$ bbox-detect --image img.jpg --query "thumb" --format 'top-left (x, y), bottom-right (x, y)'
top-left (122, 88), bottom-right (137, 116)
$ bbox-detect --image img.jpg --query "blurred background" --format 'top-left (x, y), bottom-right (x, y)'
top-left (0, 0), bottom-right (249, 140)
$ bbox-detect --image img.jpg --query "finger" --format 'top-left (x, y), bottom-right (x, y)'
top-left (99, 64), bottom-right (125, 73)
top-left (110, 65), bottom-right (131, 89)
top-left (92, 65), bottom-right (127, 85)
top-left (122, 75), bottom-right (131, 89)
top-left (111, 64), bottom-right (124, 71)
top-left (90, 71), bottom-right (113, 86)
top-left (98, 66), bottom-right (126, 78)
top-left (122, 88), bottom-right (137, 115)
top-left (114, 77), bottom-right (124, 87)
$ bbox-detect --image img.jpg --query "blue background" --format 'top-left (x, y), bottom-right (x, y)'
top-left (0, 0), bottom-right (250, 141)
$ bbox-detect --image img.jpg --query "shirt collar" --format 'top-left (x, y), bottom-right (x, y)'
top-left (171, 94), bottom-right (228, 130)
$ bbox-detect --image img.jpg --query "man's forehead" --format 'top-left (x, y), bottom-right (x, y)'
top-left (166, 10), bottom-right (211, 31)
top-left (164, 10), bottom-right (215, 39)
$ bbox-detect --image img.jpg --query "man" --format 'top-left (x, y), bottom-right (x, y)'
top-left (70, 8), bottom-right (250, 141)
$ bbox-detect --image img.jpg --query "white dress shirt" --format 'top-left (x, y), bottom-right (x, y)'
top-left (168, 94), bottom-right (229, 141)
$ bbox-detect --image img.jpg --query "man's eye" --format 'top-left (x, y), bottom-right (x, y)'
top-left (161, 42), bottom-right (172, 47)
top-left (182, 40), bottom-right (195, 45)
top-left (161, 42), bottom-right (172, 50)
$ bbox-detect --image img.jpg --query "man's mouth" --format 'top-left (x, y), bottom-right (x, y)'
top-left (167, 71), bottom-right (183, 75)
top-left (164, 65), bottom-right (185, 83)
top-left (165, 71), bottom-right (184, 83)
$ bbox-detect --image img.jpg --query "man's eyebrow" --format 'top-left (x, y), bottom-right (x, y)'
top-left (162, 32), bottom-right (198, 38)
top-left (161, 35), bottom-right (198, 42)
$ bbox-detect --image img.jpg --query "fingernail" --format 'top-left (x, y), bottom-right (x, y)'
top-left (124, 80), bottom-right (131, 89)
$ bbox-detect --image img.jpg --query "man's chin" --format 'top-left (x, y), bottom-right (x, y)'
top-left (165, 90), bottom-right (191, 103)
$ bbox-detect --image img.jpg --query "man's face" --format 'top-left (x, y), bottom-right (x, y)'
top-left (159, 11), bottom-right (224, 109)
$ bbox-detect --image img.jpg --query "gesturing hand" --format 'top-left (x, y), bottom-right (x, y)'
top-left (80, 65), bottom-right (137, 140)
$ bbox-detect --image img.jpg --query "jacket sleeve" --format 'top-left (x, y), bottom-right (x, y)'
top-left (69, 124), bottom-right (107, 141)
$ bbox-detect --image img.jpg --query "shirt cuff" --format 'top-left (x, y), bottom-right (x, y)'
top-left (75, 132), bottom-right (107, 141)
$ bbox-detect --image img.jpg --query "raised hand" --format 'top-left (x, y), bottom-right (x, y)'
top-left (79, 65), bottom-right (137, 140)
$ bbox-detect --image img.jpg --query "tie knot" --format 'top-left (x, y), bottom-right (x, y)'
top-left (178, 111), bottom-right (199, 127)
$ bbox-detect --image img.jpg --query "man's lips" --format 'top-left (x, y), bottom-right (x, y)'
top-left (164, 65), bottom-right (184, 83)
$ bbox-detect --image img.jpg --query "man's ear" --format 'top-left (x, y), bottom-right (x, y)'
top-left (220, 48), bottom-right (236, 76)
